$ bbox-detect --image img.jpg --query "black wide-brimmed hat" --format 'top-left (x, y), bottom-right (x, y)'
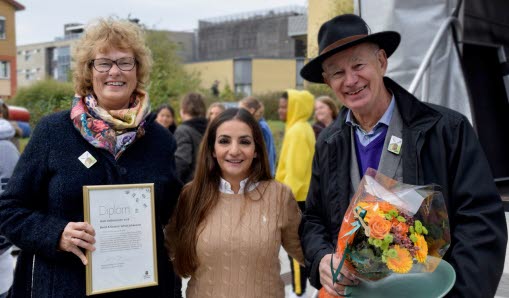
top-left (300, 14), bottom-right (401, 83)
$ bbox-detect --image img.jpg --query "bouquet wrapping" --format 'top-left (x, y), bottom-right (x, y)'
top-left (320, 168), bottom-right (450, 297)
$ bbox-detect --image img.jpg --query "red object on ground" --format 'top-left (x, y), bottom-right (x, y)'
top-left (8, 106), bottom-right (30, 122)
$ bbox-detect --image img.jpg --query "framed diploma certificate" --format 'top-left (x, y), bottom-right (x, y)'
top-left (83, 183), bottom-right (158, 295)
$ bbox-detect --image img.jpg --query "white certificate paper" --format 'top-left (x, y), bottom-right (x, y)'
top-left (83, 184), bottom-right (158, 295)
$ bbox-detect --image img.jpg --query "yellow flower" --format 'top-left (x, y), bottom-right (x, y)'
top-left (357, 202), bottom-right (385, 223)
top-left (415, 234), bottom-right (428, 263)
top-left (386, 245), bottom-right (413, 273)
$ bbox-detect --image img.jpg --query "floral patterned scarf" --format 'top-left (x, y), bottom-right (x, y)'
top-left (70, 91), bottom-right (151, 159)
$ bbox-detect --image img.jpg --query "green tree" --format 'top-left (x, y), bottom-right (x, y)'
top-left (145, 30), bottom-right (201, 108)
top-left (12, 79), bottom-right (74, 127)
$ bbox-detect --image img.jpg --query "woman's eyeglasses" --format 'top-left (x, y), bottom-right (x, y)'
top-left (90, 57), bottom-right (136, 73)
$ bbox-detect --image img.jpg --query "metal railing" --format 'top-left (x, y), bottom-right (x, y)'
top-left (408, 16), bottom-right (462, 100)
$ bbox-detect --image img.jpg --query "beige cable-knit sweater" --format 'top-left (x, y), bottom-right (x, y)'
top-left (185, 180), bottom-right (304, 298)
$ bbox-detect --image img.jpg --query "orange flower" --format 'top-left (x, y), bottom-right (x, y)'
top-left (392, 221), bottom-right (409, 236)
top-left (378, 201), bottom-right (395, 213)
top-left (369, 215), bottom-right (392, 239)
top-left (386, 245), bottom-right (413, 273)
top-left (415, 234), bottom-right (428, 263)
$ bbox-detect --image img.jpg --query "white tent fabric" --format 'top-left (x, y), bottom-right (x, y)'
top-left (355, 0), bottom-right (472, 123)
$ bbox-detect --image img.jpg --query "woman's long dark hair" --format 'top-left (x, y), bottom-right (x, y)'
top-left (172, 108), bottom-right (271, 277)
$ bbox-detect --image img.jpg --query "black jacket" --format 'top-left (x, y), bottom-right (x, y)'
top-left (0, 111), bottom-right (182, 297)
top-left (174, 117), bottom-right (207, 184)
top-left (300, 78), bottom-right (507, 298)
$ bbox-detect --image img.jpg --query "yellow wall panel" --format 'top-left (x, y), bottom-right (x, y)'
top-left (252, 59), bottom-right (296, 94)
top-left (0, 79), bottom-right (11, 96)
top-left (307, 0), bottom-right (354, 58)
top-left (184, 60), bottom-right (234, 92)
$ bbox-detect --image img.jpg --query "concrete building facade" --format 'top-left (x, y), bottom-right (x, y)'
top-left (0, 0), bottom-right (24, 98)
top-left (197, 6), bottom-right (306, 61)
top-left (189, 6), bottom-right (308, 96)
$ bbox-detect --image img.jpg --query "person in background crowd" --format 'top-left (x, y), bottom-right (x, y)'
top-left (312, 95), bottom-right (339, 138)
top-left (0, 100), bottom-right (23, 150)
top-left (211, 80), bottom-right (220, 97)
top-left (0, 18), bottom-right (182, 297)
top-left (206, 102), bottom-right (225, 123)
top-left (175, 92), bottom-right (208, 183)
top-left (0, 119), bottom-right (19, 298)
top-left (239, 96), bottom-right (277, 177)
top-left (168, 108), bottom-right (304, 298)
top-left (298, 14), bottom-right (507, 297)
top-left (276, 90), bottom-right (315, 298)
top-left (155, 103), bottom-right (177, 134)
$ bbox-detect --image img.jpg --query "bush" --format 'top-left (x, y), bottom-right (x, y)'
top-left (12, 80), bottom-right (74, 127)
top-left (254, 91), bottom-right (282, 121)
top-left (251, 85), bottom-right (341, 121)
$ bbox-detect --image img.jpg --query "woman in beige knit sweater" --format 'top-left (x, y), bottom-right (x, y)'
top-left (167, 108), bottom-right (304, 297)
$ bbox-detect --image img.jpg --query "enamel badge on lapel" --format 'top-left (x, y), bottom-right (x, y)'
top-left (78, 151), bottom-right (97, 168)
top-left (388, 135), bottom-right (402, 155)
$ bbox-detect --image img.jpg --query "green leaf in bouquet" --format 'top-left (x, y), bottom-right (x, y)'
top-left (387, 248), bottom-right (397, 258)
top-left (409, 226), bottom-right (415, 233)
top-left (422, 226), bottom-right (429, 235)
top-left (385, 214), bottom-right (393, 220)
top-left (397, 216), bottom-right (406, 222)
top-left (374, 239), bottom-right (383, 247)
top-left (388, 210), bottom-right (398, 217)
top-left (359, 248), bottom-right (375, 258)
top-left (410, 233), bottom-right (418, 243)
top-left (383, 234), bottom-right (393, 243)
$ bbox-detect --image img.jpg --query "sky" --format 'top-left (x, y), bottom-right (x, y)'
top-left (15, 0), bottom-right (308, 45)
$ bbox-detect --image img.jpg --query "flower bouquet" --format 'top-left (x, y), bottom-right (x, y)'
top-left (319, 168), bottom-right (451, 297)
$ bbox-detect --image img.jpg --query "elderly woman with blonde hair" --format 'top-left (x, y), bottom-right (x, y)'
top-left (0, 18), bottom-right (181, 297)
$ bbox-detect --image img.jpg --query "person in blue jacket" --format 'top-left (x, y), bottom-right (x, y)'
top-left (239, 96), bottom-right (277, 177)
top-left (0, 18), bottom-right (182, 297)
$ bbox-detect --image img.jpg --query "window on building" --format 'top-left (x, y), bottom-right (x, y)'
top-left (52, 46), bottom-right (71, 82)
top-left (234, 58), bottom-right (252, 96)
top-left (0, 61), bottom-right (10, 79)
top-left (0, 16), bottom-right (5, 39)
top-left (296, 58), bottom-right (305, 89)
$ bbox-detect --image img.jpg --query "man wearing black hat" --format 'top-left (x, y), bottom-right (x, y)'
top-left (299, 14), bottom-right (507, 297)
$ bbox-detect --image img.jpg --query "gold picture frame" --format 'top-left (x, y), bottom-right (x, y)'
top-left (83, 183), bottom-right (158, 296)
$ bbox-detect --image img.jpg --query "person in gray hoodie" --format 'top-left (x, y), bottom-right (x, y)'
top-left (0, 119), bottom-right (19, 298)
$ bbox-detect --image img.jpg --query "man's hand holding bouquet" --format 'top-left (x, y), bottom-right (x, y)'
top-left (319, 168), bottom-right (451, 297)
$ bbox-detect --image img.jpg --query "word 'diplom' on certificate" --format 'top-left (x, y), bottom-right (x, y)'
top-left (83, 183), bottom-right (157, 296)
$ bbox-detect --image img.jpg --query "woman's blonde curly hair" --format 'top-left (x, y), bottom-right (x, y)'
top-left (72, 18), bottom-right (152, 96)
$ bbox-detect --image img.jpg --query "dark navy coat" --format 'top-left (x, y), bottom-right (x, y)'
top-left (0, 111), bottom-right (182, 297)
